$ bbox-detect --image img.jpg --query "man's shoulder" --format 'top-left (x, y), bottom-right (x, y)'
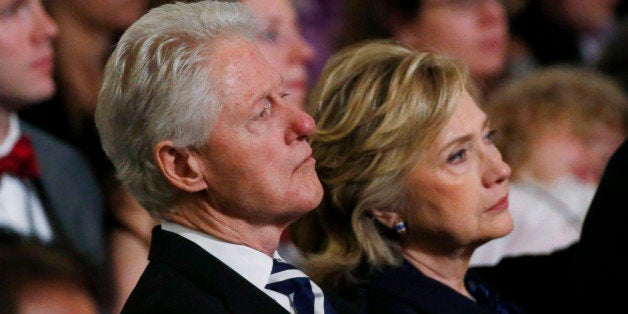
top-left (123, 261), bottom-right (232, 314)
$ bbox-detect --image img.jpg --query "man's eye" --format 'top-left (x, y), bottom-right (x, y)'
top-left (258, 30), bottom-right (279, 43)
top-left (484, 129), bottom-right (497, 144)
top-left (258, 102), bottom-right (272, 119)
top-left (1, 0), bottom-right (26, 18)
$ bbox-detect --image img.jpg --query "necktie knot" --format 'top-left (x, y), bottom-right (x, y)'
top-left (0, 136), bottom-right (40, 179)
top-left (266, 258), bottom-right (335, 314)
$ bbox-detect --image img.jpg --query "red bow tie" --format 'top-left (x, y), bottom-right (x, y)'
top-left (0, 135), bottom-right (40, 179)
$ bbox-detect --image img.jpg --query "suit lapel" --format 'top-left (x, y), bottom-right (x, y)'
top-left (149, 226), bottom-right (290, 314)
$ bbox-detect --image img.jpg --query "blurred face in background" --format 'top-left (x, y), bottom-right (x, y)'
top-left (17, 281), bottom-right (99, 314)
top-left (0, 0), bottom-right (58, 109)
top-left (560, 0), bottom-right (620, 32)
top-left (52, 0), bottom-right (147, 32)
top-left (243, 0), bottom-right (315, 108)
top-left (574, 122), bottom-right (625, 184)
top-left (523, 119), bottom-right (625, 186)
top-left (393, 0), bottom-right (507, 82)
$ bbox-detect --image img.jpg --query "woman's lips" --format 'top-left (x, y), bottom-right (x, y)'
top-left (488, 195), bottom-right (509, 212)
top-left (32, 55), bottom-right (54, 73)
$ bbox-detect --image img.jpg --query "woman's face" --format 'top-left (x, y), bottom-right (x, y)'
top-left (0, 0), bottom-right (57, 109)
top-left (393, 0), bottom-right (507, 82)
top-left (402, 91), bottom-right (512, 253)
top-left (522, 119), bottom-right (625, 185)
top-left (242, 0), bottom-right (314, 108)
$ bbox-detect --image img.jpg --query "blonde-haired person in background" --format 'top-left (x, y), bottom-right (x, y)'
top-left (290, 39), bottom-right (524, 313)
top-left (470, 66), bottom-right (628, 266)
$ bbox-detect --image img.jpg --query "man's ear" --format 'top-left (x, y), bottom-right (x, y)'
top-left (153, 140), bottom-right (207, 192)
top-left (369, 208), bottom-right (402, 229)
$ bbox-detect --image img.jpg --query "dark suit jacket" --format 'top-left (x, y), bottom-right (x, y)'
top-left (576, 138), bottom-right (628, 312)
top-left (123, 226), bottom-right (357, 314)
top-left (23, 122), bottom-right (106, 271)
top-left (362, 261), bottom-right (522, 314)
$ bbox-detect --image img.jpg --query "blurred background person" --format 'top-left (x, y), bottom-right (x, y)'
top-left (471, 66), bottom-right (628, 266)
top-left (291, 40), bottom-right (523, 313)
top-left (0, 228), bottom-right (100, 314)
top-left (0, 0), bottom-right (108, 309)
top-left (509, 0), bottom-right (628, 75)
top-left (13, 1), bottom-right (150, 312)
top-left (18, 0), bottom-right (147, 179)
top-left (333, 0), bottom-right (509, 96)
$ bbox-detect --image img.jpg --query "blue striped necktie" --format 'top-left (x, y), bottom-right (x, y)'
top-left (265, 257), bottom-right (335, 314)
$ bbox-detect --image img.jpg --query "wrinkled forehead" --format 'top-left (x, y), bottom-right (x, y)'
top-left (208, 35), bottom-right (281, 103)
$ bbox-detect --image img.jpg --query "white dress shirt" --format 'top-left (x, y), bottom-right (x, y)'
top-left (161, 221), bottom-right (298, 313)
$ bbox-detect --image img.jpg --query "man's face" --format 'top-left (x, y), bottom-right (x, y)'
top-left (197, 36), bottom-right (323, 226)
top-left (0, 0), bottom-right (57, 109)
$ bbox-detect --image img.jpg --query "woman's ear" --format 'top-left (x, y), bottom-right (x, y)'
top-left (153, 140), bottom-right (207, 192)
top-left (370, 208), bottom-right (402, 229)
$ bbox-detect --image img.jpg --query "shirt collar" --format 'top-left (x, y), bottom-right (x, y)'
top-left (0, 113), bottom-right (21, 157)
top-left (161, 221), bottom-right (276, 290)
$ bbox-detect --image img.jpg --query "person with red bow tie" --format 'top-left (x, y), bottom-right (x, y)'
top-left (0, 0), bottom-right (107, 306)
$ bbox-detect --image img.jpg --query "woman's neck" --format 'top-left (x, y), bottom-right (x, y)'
top-left (402, 247), bottom-right (474, 300)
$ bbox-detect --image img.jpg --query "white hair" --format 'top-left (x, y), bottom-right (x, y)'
top-left (95, 1), bottom-right (256, 216)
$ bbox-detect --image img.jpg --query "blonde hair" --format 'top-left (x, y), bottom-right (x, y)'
top-left (484, 66), bottom-right (628, 178)
top-left (290, 39), bottom-right (469, 289)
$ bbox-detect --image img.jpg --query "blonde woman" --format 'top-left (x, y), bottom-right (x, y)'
top-left (290, 40), bottom-right (524, 313)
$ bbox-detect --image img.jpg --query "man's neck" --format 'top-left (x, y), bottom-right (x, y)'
top-left (161, 203), bottom-right (284, 257)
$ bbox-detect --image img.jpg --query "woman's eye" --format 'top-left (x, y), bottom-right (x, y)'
top-left (447, 149), bottom-right (467, 164)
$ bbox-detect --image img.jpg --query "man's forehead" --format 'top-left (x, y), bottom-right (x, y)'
top-left (210, 36), bottom-right (281, 100)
